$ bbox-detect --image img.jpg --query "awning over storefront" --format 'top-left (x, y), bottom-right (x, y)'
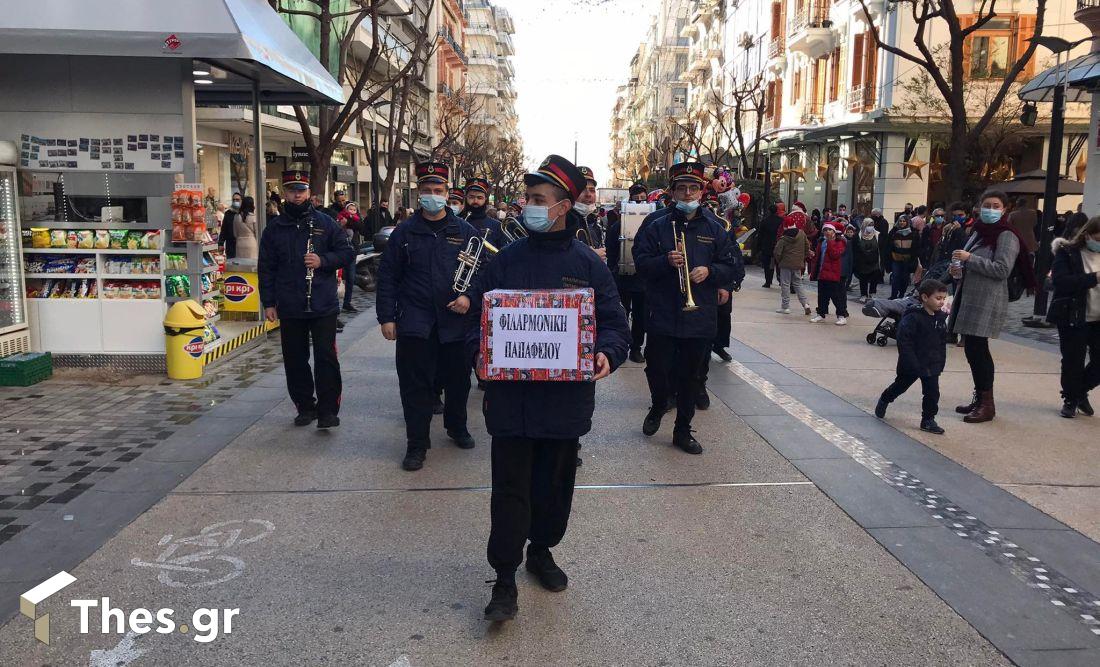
top-left (1019, 52), bottom-right (1100, 103)
top-left (0, 0), bottom-right (344, 105)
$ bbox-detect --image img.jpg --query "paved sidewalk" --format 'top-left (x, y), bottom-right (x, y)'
top-left (0, 301), bottom-right (1017, 666)
top-left (738, 266), bottom-right (1100, 541)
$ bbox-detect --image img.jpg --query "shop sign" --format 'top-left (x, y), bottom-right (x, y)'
top-left (221, 272), bottom-right (261, 312)
top-left (331, 164), bottom-right (355, 183)
top-left (184, 337), bottom-right (205, 358)
top-left (291, 146), bottom-right (310, 162)
top-left (264, 151), bottom-right (278, 164)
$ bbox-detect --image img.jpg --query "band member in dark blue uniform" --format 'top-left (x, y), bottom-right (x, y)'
top-left (573, 166), bottom-right (607, 262)
top-left (605, 182), bottom-right (651, 363)
top-left (461, 176), bottom-right (504, 248)
top-left (259, 170), bottom-right (355, 429)
top-left (447, 188), bottom-right (465, 216)
top-left (633, 162), bottom-right (740, 454)
top-left (376, 162), bottom-right (481, 471)
top-left (460, 155), bottom-right (629, 622)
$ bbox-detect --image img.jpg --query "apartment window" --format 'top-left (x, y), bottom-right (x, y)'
top-left (828, 47), bottom-right (841, 102)
top-left (791, 67), bottom-right (802, 104)
top-left (676, 54), bottom-right (688, 73)
top-left (964, 14), bottom-right (1037, 79)
top-left (970, 35), bottom-right (1010, 79)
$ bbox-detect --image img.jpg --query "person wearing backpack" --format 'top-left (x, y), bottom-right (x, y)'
top-left (1047, 216), bottom-right (1100, 418)
top-left (947, 190), bottom-right (1036, 423)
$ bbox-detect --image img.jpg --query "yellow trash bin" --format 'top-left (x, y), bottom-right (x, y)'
top-left (164, 300), bottom-right (208, 380)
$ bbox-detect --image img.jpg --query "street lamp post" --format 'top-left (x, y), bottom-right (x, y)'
top-left (1022, 36), bottom-right (1088, 327)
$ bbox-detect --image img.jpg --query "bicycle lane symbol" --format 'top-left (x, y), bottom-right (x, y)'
top-left (130, 519), bottom-right (276, 588)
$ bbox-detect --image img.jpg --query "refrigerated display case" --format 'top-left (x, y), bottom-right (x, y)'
top-left (0, 165), bottom-right (30, 356)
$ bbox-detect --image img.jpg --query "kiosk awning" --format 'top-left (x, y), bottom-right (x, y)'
top-left (1019, 52), bottom-right (1100, 103)
top-left (0, 0), bottom-right (344, 105)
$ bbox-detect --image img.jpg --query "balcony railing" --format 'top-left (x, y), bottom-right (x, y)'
top-left (847, 83), bottom-right (876, 113)
top-left (1079, 0), bottom-right (1100, 8)
top-left (801, 101), bottom-right (823, 125)
top-left (768, 36), bottom-right (785, 59)
top-left (789, 3), bottom-right (830, 32)
top-left (437, 29), bottom-right (468, 64)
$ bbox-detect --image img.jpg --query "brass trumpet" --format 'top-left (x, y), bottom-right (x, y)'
top-left (576, 221), bottom-right (606, 249)
top-left (500, 216), bottom-right (527, 244)
top-left (453, 232), bottom-right (499, 293)
top-left (675, 223), bottom-right (698, 312)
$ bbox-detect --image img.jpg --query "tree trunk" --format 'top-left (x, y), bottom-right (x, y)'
top-left (942, 114), bottom-right (970, 204)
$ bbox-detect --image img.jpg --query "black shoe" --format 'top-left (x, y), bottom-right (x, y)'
top-left (642, 406), bottom-right (663, 436)
top-left (526, 548), bottom-right (568, 592)
top-left (1060, 400), bottom-right (1078, 419)
top-left (713, 346), bottom-right (732, 362)
top-left (483, 578), bottom-right (518, 621)
top-left (431, 396), bottom-right (444, 415)
top-left (629, 349), bottom-right (645, 364)
top-left (294, 410), bottom-right (317, 426)
top-left (342, 304), bottom-right (358, 313)
top-left (402, 446), bottom-right (427, 471)
top-left (448, 429), bottom-right (475, 449)
top-left (695, 390), bottom-right (710, 410)
top-left (673, 430), bottom-right (703, 455)
top-left (1078, 395), bottom-right (1094, 416)
top-left (920, 417), bottom-right (945, 434)
top-left (576, 455), bottom-right (582, 468)
top-left (875, 397), bottom-right (888, 419)
top-left (316, 414), bottom-right (340, 429)
top-left (762, 282), bottom-right (772, 288)
top-left (336, 319), bottom-right (346, 332)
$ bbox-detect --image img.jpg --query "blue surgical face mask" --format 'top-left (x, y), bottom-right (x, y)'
top-left (521, 202), bottom-right (559, 233)
top-left (1086, 239), bottom-right (1100, 253)
top-left (447, 204), bottom-right (461, 215)
top-left (675, 199), bottom-right (700, 214)
top-left (979, 207), bottom-right (1003, 224)
top-left (419, 194), bottom-right (447, 214)
top-left (231, 200), bottom-right (241, 209)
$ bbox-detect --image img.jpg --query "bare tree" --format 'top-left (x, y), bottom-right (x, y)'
top-left (855, 0), bottom-right (1047, 201)
top-left (275, 0), bottom-right (435, 196)
top-left (481, 139), bottom-right (527, 202)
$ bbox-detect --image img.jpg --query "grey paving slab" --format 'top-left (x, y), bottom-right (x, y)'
top-left (726, 340), bottom-right (774, 363)
top-left (1011, 648), bottom-right (1100, 667)
top-left (0, 488), bottom-right (1007, 666)
top-left (1001, 529), bottom-right (1100, 599)
top-left (737, 360), bottom-right (813, 387)
top-left (708, 381), bottom-right (788, 416)
top-left (869, 527), bottom-right (1100, 656)
top-left (790, 458), bottom-right (942, 529)
top-left (739, 415), bottom-right (849, 460)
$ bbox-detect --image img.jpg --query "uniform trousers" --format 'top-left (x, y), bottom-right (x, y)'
top-left (280, 314), bottom-right (342, 416)
top-left (395, 328), bottom-right (470, 445)
top-left (620, 289), bottom-right (647, 353)
top-left (488, 436), bottom-right (579, 574)
top-left (645, 334), bottom-right (711, 431)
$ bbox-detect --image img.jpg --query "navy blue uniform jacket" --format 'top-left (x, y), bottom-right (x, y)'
top-left (258, 206), bottom-right (354, 319)
top-left (463, 207), bottom-right (505, 248)
top-left (465, 228), bottom-right (630, 439)
top-left (376, 210), bottom-right (480, 343)
top-left (896, 304), bottom-right (948, 377)
top-left (632, 207), bottom-right (744, 338)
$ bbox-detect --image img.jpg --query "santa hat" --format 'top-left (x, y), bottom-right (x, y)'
top-left (784, 210), bottom-right (807, 229)
top-left (792, 200), bottom-right (807, 213)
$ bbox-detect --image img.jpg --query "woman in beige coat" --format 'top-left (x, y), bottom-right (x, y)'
top-left (234, 196), bottom-right (259, 260)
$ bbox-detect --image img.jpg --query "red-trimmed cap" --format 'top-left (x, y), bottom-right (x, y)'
top-left (416, 161), bottom-right (449, 185)
top-left (448, 188), bottom-right (465, 201)
top-left (578, 166), bottom-right (597, 187)
top-left (465, 177), bottom-right (490, 195)
top-left (668, 161), bottom-right (707, 187)
top-left (524, 154), bottom-right (585, 200)
top-left (282, 170), bottom-right (310, 191)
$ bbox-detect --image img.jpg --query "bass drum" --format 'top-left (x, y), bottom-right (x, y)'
top-left (373, 225), bottom-right (396, 253)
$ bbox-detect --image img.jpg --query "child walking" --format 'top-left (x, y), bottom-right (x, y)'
top-left (810, 222), bottom-right (849, 325)
top-left (875, 279), bottom-right (950, 434)
top-left (773, 212), bottom-right (813, 315)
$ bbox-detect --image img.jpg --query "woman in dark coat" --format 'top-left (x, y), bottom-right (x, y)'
top-left (853, 223), bottom-right (884, 302)
top-left (1047, 217), bottom-right (1100, 418)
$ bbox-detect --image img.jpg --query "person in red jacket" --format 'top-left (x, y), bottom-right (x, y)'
top-left (811, 222), bottom-right (850, 325)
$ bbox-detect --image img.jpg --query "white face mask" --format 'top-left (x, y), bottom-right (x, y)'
top-left (573, 201), bottom-right (596, 216)
top-left (497, 210), bottom-right (507, 220)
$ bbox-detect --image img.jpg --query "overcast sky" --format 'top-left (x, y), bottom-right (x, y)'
top-left (495, 0), bottom-right (660, 187)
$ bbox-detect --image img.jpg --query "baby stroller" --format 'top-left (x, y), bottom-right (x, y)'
top-left (862, 260), bottom-right (952, 346)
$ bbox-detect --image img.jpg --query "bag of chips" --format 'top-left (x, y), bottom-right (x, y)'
top-left (109, 230), bottom-right (128, 249)
top-left (95, 230), bottom-right (110, 249)
top-left (76, 230), bottom-right (95, 249)
top-left (32, 228), bottom-right (51, 248)
top-left (50, 230), bottom-right (67, 248)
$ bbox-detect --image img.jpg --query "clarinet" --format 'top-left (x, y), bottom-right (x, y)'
top-left (303, 218), bottom-right (315, 313)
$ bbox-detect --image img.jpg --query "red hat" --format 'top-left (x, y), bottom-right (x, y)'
top-left (784, 210), bottom-right (807, 229)
top-left (578, 166), bottom-right (597, 186)
top-left (465, 177), bottom-right (490, 195)
top-left (282, 170), bottom-right (310, 191)
top-left (448, 188), bottom-right (465, 201)
top-left (524, 154), bottom-right (585, 200)
top-left (668, 161), bottom-right (707, 187)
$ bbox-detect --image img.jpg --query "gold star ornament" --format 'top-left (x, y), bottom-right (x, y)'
top-left (903, 158), bottom-right (928, 180)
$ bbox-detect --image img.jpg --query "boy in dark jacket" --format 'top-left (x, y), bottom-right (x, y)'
top-left (875, 279), bottom-right (950, 434)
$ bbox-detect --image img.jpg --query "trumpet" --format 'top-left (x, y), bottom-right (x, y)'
top-left (501, 216), bottom-right (527, 244)
top-left (675, 223), bottom-right (698, 312)
top-left (576, 226), bottom-right (592, 246)
top-left (453, 232), bottom-right (499, 293)
top-left (576, 220), bottom-right (606, 249)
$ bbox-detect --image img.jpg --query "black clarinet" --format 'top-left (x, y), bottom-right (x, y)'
top-left (303, 218), bottom-right (315, 313)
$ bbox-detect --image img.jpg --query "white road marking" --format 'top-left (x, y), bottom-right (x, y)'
top-left (387, 655), bottom-right (412, 667)
top-left (89, 631), bottom-right (146, 667)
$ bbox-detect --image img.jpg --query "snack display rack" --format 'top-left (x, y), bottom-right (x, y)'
top-left (18, 171), bottom-right (173, 353)
top-left (0, 165), bottom-right (30, 356)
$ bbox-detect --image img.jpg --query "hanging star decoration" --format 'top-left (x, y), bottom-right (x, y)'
top-left (816, 161), bottom-right (829, 178)
top-left (902, 157), bottom-right (928, 180)
top-left (929, 161), bottom-right (945, 180)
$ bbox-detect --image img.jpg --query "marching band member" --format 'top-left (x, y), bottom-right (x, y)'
top-left (376, 161), bottom-right (480, 471)
top-left (258, 170), bottom-right (355, 429)
top-left (573, 166), bottom-right (607, 262)
top-left (606, 182), bottom-right (650, 363)
top-left (461, 177), bottom-right (503, 246)
top-left (460, 154), bottom-right (629, 622)
top-left (633, 162), bottom-right (740, 454)
top-left (447, 188), bottom-right (465, 216)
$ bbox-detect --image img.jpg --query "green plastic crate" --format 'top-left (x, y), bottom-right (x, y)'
top-left (0, 352), bottom-right (53, 386)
